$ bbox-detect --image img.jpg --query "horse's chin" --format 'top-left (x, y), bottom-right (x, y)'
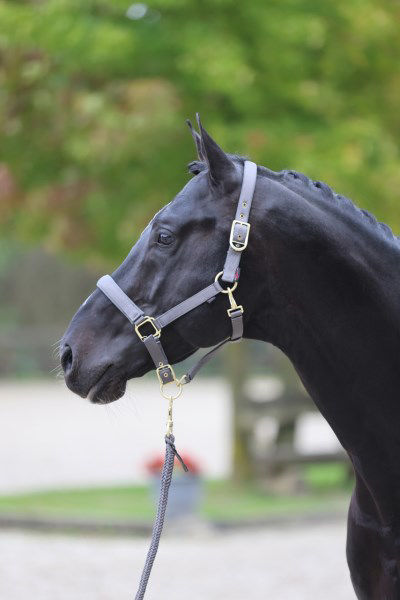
top-left (88, 377), bottom-right (127, 405)
top-left (87, 362), bottom-right (152, 404)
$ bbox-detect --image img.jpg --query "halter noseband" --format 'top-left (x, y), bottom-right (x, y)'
top-left (96, 160), bottom-right (257, 399)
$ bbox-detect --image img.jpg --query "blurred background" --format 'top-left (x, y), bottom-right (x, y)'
top-left (1, 1), bottom-right (399, 598)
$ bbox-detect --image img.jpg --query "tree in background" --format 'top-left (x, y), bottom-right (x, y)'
top-left (1, 0), bottom-right (400, 265)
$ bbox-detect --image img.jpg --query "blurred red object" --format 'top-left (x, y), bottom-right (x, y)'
top-left (145, 452), bottom-right (202, 475)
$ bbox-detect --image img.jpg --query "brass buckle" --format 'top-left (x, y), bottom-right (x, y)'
top-left (134, 316), bottom-right (161, 341)
top-left (229, 219), bottom-right (250, 252)
top-left (156, 363), bottom-right (175, 384)
top-left (157, 364), bottom-right (183, 400)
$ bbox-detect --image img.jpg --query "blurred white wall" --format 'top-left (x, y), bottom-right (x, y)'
top-left (0, 378), bottom-right (342, 493)
top-left (0, 379), bottom-right (232, 493)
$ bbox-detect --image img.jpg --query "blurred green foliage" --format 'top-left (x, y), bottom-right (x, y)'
top-left (1, 0), bottom-right (400, 265)
top-left (0, 472), bottom-right (349, 521)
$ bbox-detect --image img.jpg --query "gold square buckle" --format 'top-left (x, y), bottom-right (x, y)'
top-left (229, 220), bottom-right (250, 252)
top-left (156, 363), bottom-right (176, 384)
top-left (134, 316), bottom-right (161, 341)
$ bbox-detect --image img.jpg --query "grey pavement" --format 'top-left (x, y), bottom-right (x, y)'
top-left (0, 522), bottom-right (354, 599)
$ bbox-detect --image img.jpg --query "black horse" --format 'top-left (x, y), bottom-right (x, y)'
top-left (61, 118), bottom-right (400, 599)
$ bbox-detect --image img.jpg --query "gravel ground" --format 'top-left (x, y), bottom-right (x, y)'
top-left (0, 522), bottom-right (355, 599)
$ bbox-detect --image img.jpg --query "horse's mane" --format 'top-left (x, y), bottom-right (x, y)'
top-left (188, 156), bottom-right (398, 244)
top-left (259, 164), bottom-right (398, 244)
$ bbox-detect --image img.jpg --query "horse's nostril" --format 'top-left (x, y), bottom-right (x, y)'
top-left (61, 344), bottom-right (73, 374)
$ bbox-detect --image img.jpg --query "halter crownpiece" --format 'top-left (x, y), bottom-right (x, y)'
top-left (96, 160), bottom-right (257, 599)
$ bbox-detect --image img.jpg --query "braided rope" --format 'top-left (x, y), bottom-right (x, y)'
top-left (134, 434), bottom-right (186, 599)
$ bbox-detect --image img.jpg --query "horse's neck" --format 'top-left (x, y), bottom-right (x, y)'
top-left (246, 175), bottom-right (400, 522)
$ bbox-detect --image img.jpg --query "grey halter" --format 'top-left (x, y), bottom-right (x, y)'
top-left (96, 160), bottom-right (257, 392)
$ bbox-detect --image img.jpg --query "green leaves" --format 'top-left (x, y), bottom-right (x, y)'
top-left (1, 0), bottom-right (400, 265)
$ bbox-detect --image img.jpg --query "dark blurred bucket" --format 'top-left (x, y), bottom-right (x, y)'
top-left (151, 473), bottom-right (203, 519)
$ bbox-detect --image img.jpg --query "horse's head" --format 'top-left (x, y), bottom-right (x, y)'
top-left (61, 118), bottom-right (257, 403)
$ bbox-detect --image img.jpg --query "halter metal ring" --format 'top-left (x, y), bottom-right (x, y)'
top-left (157, 364), bottom-right (183, 400)
top-left (215, 271), bottom-right (238, 294)
top-left (160, 382), bottom-right (182, 401)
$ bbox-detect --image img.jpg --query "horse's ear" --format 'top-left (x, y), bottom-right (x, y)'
top-left (196, 113), bottom-right (236, 188)
top-left (186, 119), bottom-right (206, 162)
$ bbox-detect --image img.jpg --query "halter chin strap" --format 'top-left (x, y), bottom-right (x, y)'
top-left (96, 160), bottom-right (257, 395)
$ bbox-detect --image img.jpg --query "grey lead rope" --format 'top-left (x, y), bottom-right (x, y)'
top-left (135, 434), bottom-right (188, 600)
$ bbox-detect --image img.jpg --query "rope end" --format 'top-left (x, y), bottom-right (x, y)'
top-left (165, 434), bottom-right (189, 472)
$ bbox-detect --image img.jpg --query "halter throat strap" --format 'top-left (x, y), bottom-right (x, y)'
top-left (96, 160), bottom-right (257, 389)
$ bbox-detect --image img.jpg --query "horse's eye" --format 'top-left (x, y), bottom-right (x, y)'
top-left (157, 231), bottom-right (174, 246)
